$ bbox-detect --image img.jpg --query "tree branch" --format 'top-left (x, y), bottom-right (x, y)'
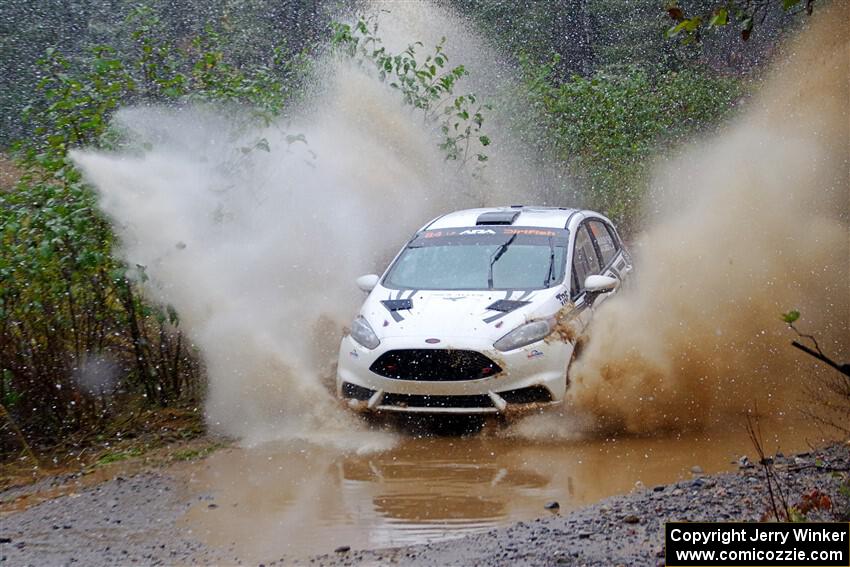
top-left (791, 340), bottom-right (850, 378)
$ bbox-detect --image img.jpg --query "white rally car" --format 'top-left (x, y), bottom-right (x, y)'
top-left (336, 206), bottom-right (631, 415)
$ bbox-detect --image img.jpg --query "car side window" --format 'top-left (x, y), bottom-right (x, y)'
top-left (588, 220), bottom-right (619, 268)
top-left (571, 224), bottom-right (601, 297)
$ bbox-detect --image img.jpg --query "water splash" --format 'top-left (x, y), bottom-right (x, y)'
top-left (565, 2), bottom-right (850, 435)
top-left (70, 2), bottom-right (547, 446)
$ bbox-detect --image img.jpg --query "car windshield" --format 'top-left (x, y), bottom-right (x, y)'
top-left (383, 227), bottom-right (569, 291)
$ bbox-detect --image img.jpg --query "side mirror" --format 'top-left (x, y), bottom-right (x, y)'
top-left (356, 274), bottom-right (380, 293)
top-left (584, 274), bottom-right (619, 294)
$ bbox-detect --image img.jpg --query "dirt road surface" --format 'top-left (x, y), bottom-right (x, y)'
top-left (2, 440), bottom-right (847, 566)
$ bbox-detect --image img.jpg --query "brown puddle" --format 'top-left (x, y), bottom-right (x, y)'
top-left (181, 413), bottom-right (834, 560)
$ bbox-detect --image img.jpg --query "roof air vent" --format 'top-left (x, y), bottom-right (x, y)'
top-left (476, 210), bottom-right (521, 225)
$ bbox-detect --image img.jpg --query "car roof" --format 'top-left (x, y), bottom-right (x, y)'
top-left (424, 206), bottom-right (583, 231)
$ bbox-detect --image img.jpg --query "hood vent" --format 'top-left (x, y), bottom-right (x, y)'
top-left (486, 299), bottom-right (530, 313)
top-left (381, 299), bottom-right (413, 311)
top-left (476, 210), bottom-right (520, 225)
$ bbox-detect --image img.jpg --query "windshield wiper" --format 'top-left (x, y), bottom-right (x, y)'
top-left (488, 234), bottom-right (516, 289)
top-left (544, 236), bottom-right (555, 287)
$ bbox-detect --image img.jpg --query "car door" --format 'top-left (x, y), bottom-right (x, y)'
top-left (584, 219), bottom-right (630, 309)
top-left (567, 222), bottom-right (601, 333)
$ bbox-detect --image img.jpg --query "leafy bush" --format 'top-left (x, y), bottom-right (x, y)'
top-left (0, 0), bottom-right (327, 148)
top-left (523, 59), bottom-right (747, 229)
top-left (1, 13), bottom-right (302, 453)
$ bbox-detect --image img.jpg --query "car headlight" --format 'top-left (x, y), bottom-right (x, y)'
top-left (493, 320), bottom-right (552, 352)
top-left (350, 316), bottom-right (380, 349)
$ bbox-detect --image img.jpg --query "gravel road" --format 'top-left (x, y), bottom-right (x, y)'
top-left (0, 472), bottom-right (227, 566)
top-left (309, 442), bottom-right (849, 567)
top-left (2, 442), bottom-right (847, 566)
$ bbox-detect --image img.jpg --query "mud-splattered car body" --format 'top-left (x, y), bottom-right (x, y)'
top-left (337, 206), bottom-right (631, 415)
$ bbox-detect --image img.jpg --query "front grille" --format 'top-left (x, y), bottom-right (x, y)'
top-left (341, 382), bottom-right (375, 401)
top-left (381, 393), bottom-right (494, 409)
top-left (369, 349), bottom-right (502, 381)
top-left (498, 385), bottom-right (553, 404)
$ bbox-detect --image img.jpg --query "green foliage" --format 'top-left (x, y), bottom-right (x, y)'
top-left (185, 25), bottom-right (305, 125)
top-left (21, 15), bottom-right (299, 169)
top-left (0, 176), bottom-right (124, 439)
top-left (523, 58), bottom-right (746, 228)
top-left (782, 310), bottom-right (801, 324)
top-left (0, 170), bottom-right (206, 442)
top-left (1, 370), bottom-right (21, 408)
top-left (1, 9), bottom-right (305, 448)
top-left (172, 443), bottom-right (221, 461)
top-left (21, 47), bottom-right (135, 172)
top-left (331, 15), bottom-right (492, 167)
top-left (665, 0), bottom-right (815, 43)
top-left (95, 446), bottom-right (144, 466)
top-left (0, 0), bottom-right (328, 148)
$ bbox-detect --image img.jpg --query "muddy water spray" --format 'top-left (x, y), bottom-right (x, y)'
top-left (560, 4), bottom-right (850, 435)
top-left (70, 2), bottom-right (547, 445)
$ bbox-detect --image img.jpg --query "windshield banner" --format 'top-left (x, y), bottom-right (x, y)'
top-left (413, 226), bottom-right (570, 247)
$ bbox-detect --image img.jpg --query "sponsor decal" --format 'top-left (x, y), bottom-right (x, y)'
top-left (421, 230), bottom-right (458, 238)
top-left (556, 290), bottom-right (570, 306)
top-left (527, 349), bottom-right (544, 359)
top-left (504, 228), bottom-right (558, 236)
top-left (420, 227), bottom-right (567, 239)
top-left (349, 350), bottom-right (359, 359)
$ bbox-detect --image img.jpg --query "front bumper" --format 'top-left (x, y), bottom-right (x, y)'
top-left (336, 334), bottom-right (572, 415)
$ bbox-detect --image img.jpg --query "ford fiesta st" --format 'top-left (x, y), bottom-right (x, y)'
top-left (336, 206), bottom-right (632, 415)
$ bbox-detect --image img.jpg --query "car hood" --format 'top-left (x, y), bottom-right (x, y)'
top-left (360, 287), bottom-right (566, 343)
